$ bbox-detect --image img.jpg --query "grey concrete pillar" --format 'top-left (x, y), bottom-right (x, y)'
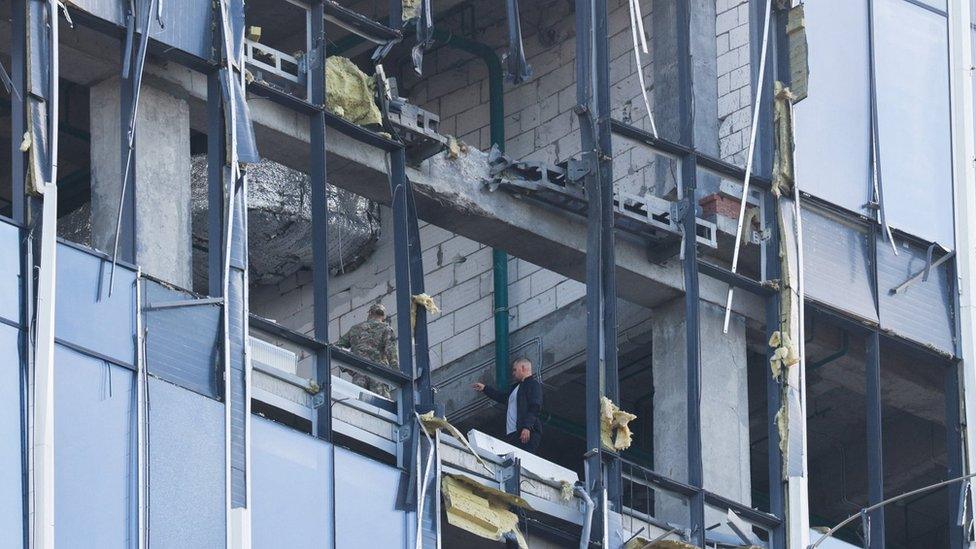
top-left (652, 298), bottom-right (750, 525)
top-left (90, 77), bottom-right (193, 289)
top-left (651, 0), bottom-right (719, 151)
top-left (652, 0), bottom-right (720, 197)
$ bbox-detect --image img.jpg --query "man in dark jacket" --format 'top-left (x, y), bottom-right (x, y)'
top-left (472, 358), bottom-right (543, 454)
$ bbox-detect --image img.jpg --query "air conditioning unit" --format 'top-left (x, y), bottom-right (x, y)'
top-left (250, 337), bottom-right (298, 376)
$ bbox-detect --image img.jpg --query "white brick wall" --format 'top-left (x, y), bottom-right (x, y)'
top-left (716, 0), bottom-right (753, 166)
top-left (401, 1), bottom-right (637, 168)
top-left (400, 0), bottom-right (753, 174)
top-left (250, 206), bottom-right (582, 371)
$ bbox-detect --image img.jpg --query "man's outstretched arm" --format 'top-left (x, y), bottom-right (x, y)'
top-left (473, 382), bottom-right (507, 404)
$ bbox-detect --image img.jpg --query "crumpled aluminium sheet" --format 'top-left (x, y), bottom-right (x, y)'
top-left (190, 155), bottom-right (380, 286)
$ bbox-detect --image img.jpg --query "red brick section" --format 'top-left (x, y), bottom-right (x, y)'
top-left (699, 193), bottom-right (741, 219)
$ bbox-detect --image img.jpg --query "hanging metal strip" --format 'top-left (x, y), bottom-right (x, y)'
top-left (0, 59), bottom-right (19, 99)
top-left (215, 0), bottom-right (243, 542)
top-left (134, 274), bottom-right (147, 549)
top-left (108, 0), bottom-right (161, 295)
top-left (31, 2), bottom-right (61, 547)
top-left (504, 0), bottom-right (532, 84)
top-left (626, 0), bottom-right (657, 138)
top-left (866, 0), bottom-right (898, 256)
top-left (411, 0), bottom-right (433, 74)
top-left (722, 0), bottom-right (772, 334)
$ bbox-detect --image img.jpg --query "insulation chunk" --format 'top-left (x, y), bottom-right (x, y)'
top-left (442, 475), bottom-right (529, 548)
top-left (325, 56), bottom-right (382, 127)
top-left (402, 0), bottom-right (421, 20)
top-left (774, 407), bottom-right (788, 457)
top-left (600, 396), bottom-right (637, 451)
top-left (624, 538), bottom-right (699, 549)
top-left (410, 293), bottom-right (440, 330)
top-left (768, 329), bottom-right (798, 379)
top-left (772, 82), bottom-right (797, 197)
top-left (417, 412), bottom-right (491, 471)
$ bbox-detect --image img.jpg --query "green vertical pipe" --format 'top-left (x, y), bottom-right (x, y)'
top-left (430, 30), bottom-right (510, 389)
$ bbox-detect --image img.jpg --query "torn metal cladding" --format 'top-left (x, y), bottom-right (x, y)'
top-left (503, 0), bottom-right (532, 84)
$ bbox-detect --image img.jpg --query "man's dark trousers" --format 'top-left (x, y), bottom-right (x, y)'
top-left (504, 430), bottom-right (541, 454)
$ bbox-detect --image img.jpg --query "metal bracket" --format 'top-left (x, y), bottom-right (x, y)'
top-left (311, 391), bottom-right (327, 408)
top-left (499, 456), bottom-right (521, 497)
top-left (726, 508), bottom-right (763, 546)
top-left (889, 243), bottom-right (955, 295)
top-left (395, 424), bottom-right (412, 442)
top-left (566, 157), bottom-right (592, 183)
top-left (750, 227), bottom-right (772, 245)
top-left (670, 197), bottom-right (690, 224)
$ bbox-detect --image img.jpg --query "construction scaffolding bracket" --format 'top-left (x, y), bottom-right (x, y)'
top-left (486, 148), bottom-right (717, 260)
top-left (498, 456), bottom-right (522, 498)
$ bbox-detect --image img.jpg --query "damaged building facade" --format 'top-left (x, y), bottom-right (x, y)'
top-left (1, 0), bottom-right (975, 547)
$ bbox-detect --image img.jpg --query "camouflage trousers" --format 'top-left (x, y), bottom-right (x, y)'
top-left (338, 367), bottom-right (394, 400)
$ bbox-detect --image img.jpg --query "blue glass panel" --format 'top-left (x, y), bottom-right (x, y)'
top-left (147, 377), bottom-right (225, 547)
top-left (802, 208), bottom-right (878, 322)
top-left (875, 0), bottom-right (953, 246)
top-left (877, 237), bottom-right (954, 354)
top-left (0, 221), bottom-right (20, 323)
top-left (56, 244), bottom-right (136, 365)
top-left (334, 447), bottom-right (413, 548)
top-left (0, 324), bottom-right (24, 548)
top-left (55, 345), bottom-right (134, 549)
top-left (252, 417), bottom-right (333, 549)
top-left (144, 281), bottom-right (220, 398)
top-left (794, 0), bottom-right (872, 214)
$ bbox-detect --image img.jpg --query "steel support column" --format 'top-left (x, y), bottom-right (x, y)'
top-left (673, 0), bottom-right (706, 544)
top-left (763, 191), bottom-right (786, 549)
top-left (406, 187), bottom-right (434, 411)
top-left (11, 0), bottom-right (27, 224)
top-left (308, 0), bottom-right (333, 441)
top-left (576, 0), bottom-right (621, 539)
top-left (390, 147), bottom-right (418, 462)
top-left (11, 2), bottom-right (33, 547)
top-left (760, 0), bottom-right (787, 545)
top-left (865, 331), bottom-right (885, 548)
top-left (946, 361), bottom-right (966, 548)
top-left (388, 0), bottom-right (402, 28)
top-left (594, 0), bottom-right (621, 510)
top-left (207, 71), bottom-right (225, 297)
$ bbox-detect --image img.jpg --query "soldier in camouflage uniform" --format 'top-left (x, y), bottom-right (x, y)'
top-left (335, 303), bottom-right (399, 399)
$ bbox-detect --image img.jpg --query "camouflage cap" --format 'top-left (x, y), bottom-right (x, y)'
top-left (368, 303), bottom-right (387, 317)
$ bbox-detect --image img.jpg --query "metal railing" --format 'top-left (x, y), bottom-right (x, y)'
top-left (620, 458), bottom-right (781, 547)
